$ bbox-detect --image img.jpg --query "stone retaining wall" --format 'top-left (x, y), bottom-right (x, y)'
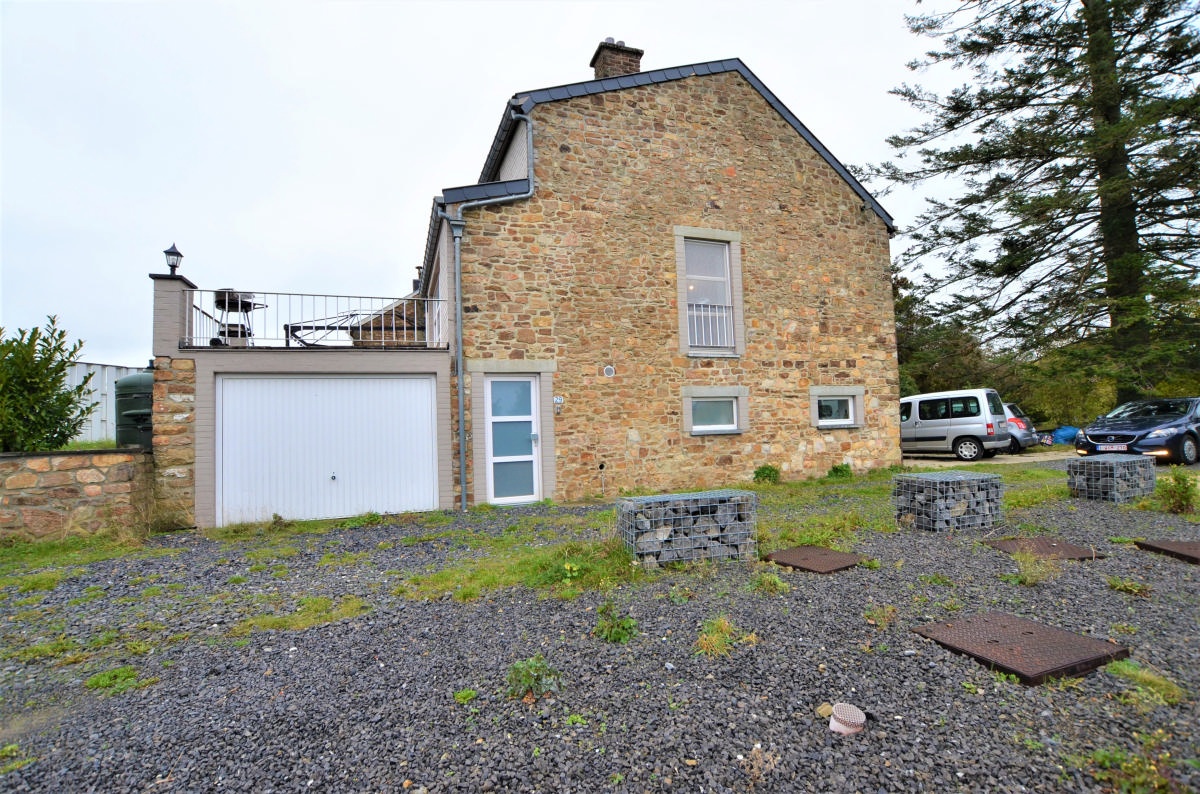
top-left (0, 450), bottom-right (152, 541)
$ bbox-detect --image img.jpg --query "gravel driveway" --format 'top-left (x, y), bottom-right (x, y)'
top-left (2, 462), bottom-right (1197, 793)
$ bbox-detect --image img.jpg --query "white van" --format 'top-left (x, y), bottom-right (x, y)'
top-left (899, 388), bottom-right (1012, 461)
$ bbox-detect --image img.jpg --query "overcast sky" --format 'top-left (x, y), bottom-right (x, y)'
top-left (2, 0), bottom-right (934, 367)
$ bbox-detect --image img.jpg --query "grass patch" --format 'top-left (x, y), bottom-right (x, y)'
top-left (85, 665), bottom-right (156, 694)
top-left (918, 573), bottom-right (954, 587)
top-left (694, 614), bottom-right (752, 658)
top-left (863, 603), bottom-right (898, 630)
top-left (1083, 729), bottom-right (1181, 793)
top-left (747, 569), bottom-right (791, 595)
top-left (318, 551), bottom-right (369, 568)
top-left (756, 513), bottom-right (860, 556)
top-left (1106, 660), bottom-right (1185, 706)
top-left (5, 636), bottom-right (79, 663)
top-left (395, 535), bottom-right (640, 602)
top-left (230, 595), bottom-right (371, 636)
top-left (0, 743), bottom-right (35, 774)
top-left (999, 551), bottom-right (1061, 587)
top-left (243, 545), bottom-right (299, 562)
top-left (1003, 484), bottom-right (1071, 510)
top-left (453, 688), bottom-right (478, 705)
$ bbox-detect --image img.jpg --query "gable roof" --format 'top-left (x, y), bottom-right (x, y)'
top-left (479, 58), bottom-right (893, 231)
top-left (422, 57), bottom-right (894, 289)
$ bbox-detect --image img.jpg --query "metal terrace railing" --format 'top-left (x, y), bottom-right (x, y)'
top-left (182, 290), bottom-right (448, 349)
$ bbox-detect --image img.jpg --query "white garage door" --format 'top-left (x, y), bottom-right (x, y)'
top-left (217, 375), bottom-right (437, 525)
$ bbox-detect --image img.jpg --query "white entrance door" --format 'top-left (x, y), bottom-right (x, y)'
top-left (485, 376), bottom-right (540, 504)
top-left (216, 375), bottom-right (438, 525)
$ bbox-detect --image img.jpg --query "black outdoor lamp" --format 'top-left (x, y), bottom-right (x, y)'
top-left (163, 244), bottom-right (183, 275)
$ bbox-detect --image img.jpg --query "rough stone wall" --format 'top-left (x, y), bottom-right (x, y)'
top-left (455, 71), bottom-right (900, 501)
top-left (0, 450), bottom-right (152, 541)
top-left (152, 356), bottom-right (196, 523)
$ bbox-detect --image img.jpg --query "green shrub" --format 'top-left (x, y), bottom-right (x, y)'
top-left (0, 316), bottom-right (97, 452)
top-left (826, 463), bottom-right (853, 480)
top-left (505, 653), bottom-right (562, 700)
top-left (753, 465), bottom-right (781, 485)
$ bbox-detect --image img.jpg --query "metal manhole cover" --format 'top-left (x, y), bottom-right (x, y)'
top-left (764, 546), bottom-right (864, 574)
top-left (984, 537), bottom-right (1104, 560)
top-left (912, 611), bottom-right (1129, 684)
top-left (1134, 539), bottom-right (1200, 565)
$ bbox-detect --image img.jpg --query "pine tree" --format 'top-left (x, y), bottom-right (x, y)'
top-left (872, 0), bottom-right (1200, 402)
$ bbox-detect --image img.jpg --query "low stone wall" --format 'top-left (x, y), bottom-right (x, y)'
top-left (1068, 454), bottom-right (1156, 503)
top-left (616, 490), bottom-right (758, 567)
top-left (892, 471), bottom-right (1003, 532)
top-left (0, 450), bottom-right (152, 541)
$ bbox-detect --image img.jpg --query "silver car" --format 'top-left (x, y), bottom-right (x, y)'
top-left (1004, 403), bottom-right (1038, 454)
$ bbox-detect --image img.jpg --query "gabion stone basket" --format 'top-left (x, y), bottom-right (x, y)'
top-left (1067, 454), bottom-right (1156, 503)
top-left (891, 471), bottom-right (1003, 532)
top-left (616, 490), bottom-right (757, 567)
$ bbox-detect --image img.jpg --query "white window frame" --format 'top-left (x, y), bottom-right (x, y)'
top-left (683, 385), bottom-right (749, 435)
top-left (675, 227), bottom-right (744, 357)
top-left (810, 385), bottom-right (866, 430)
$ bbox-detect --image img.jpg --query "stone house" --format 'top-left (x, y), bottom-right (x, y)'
top-left (148, 40), bottom-right (899, 526)
top-left (420, 40), bottom-right (899, 506)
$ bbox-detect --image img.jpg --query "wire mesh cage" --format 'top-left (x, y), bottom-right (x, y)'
top-left (1067, 454), bottom-right (1156, 503)
top-left (616, 489), bottom-right (758, 567)
top-left (891, 471), bottom-right (1003, 532)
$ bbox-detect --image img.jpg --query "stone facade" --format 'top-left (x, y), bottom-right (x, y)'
top-left (152, 355), bottom-right (196, 524)
top-left (451, 70), bottom-right (900, 502)
top-left (0, 450), bottom-right (152, 541)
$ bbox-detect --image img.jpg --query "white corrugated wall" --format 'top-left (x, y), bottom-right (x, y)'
top-left (68, 362), bottom-right (143, 443)
top-left (215, 375), bottom-right (438, 524)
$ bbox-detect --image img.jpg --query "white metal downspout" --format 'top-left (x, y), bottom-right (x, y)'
top-left (440, 106), bottom-right (535, 510)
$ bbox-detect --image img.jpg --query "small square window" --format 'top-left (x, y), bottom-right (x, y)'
top-left (692, 397), bottom-right (737, 431)
top-left (810, 386), bottom-right (865, 430)
top-left (817, 397), bottom-right (855, 427)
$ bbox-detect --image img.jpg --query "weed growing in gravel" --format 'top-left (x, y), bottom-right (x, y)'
top-left (999, 551), bottom-right (1061, 586)
top-left (1106, 660), bottom-right (1185, 707)
top-left (0, 743), bottom-right (35, 774)
top-left (85, 665), bottom-right (156, 694)
top-left (1108, 535), bottom-right (1146, 545)
top-left (565, 713), bottom-right (587, 726)
top-left (230, 595), bottom-right (370, 636)
top-left (667, 584), bottom-right (695, 605)
top-left (244, 545), bottom-right (299, 562)
top-left (939, 597), bottom-right (964, 612)
top-left (863, 603), bottom-right (898, 630)
top-left (453, 688), bottom-right (478, 705)
top-left (994, 671), bottom-right (1020, 685)
top-left (226, 575), bottom-right (248, 585)
top-left (918, 573), bottom-right (954, 587)
top-left (738, 743), bottom-right (780, 788)
top-left (1111, 623), bottom-right (1138, 635)
top-left (859, 557), bottom-right (881, 570)
top-left (1082, 729), bottom-right (1181, 793)
top-left (505, 653), bottom-right (562, 701)
top-left (593, 600), bottom-right (638, 644)
top-left (747, 569), bottom-right (790, 596)
top-left (695, 614), bottom-right (749, 657)
top-left (1107, 577), bottom-right (1152, 598)
top-left (961, 681), bottom-right (982, 695)
top-left (752, 464), bottom-right (781, 485)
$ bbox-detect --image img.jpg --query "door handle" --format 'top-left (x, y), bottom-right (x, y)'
top-left (531, 433), bottom-right (539, 443)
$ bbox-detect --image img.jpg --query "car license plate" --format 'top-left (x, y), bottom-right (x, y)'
top-left (1097, 444), bottom-right (1127, 451)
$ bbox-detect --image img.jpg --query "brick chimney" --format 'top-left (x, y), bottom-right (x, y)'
top-left (590, 38), bottom-right (643, 79)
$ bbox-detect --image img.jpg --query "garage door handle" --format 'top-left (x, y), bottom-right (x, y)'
top-left (531, 433), bottom-right (539, 443)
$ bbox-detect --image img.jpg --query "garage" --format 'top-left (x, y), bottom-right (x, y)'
top-left (216, 375), bottom-right (438, 525)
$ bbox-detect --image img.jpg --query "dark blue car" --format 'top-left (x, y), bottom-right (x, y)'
top-left (1075, 398), bottom-right (1200, 465)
